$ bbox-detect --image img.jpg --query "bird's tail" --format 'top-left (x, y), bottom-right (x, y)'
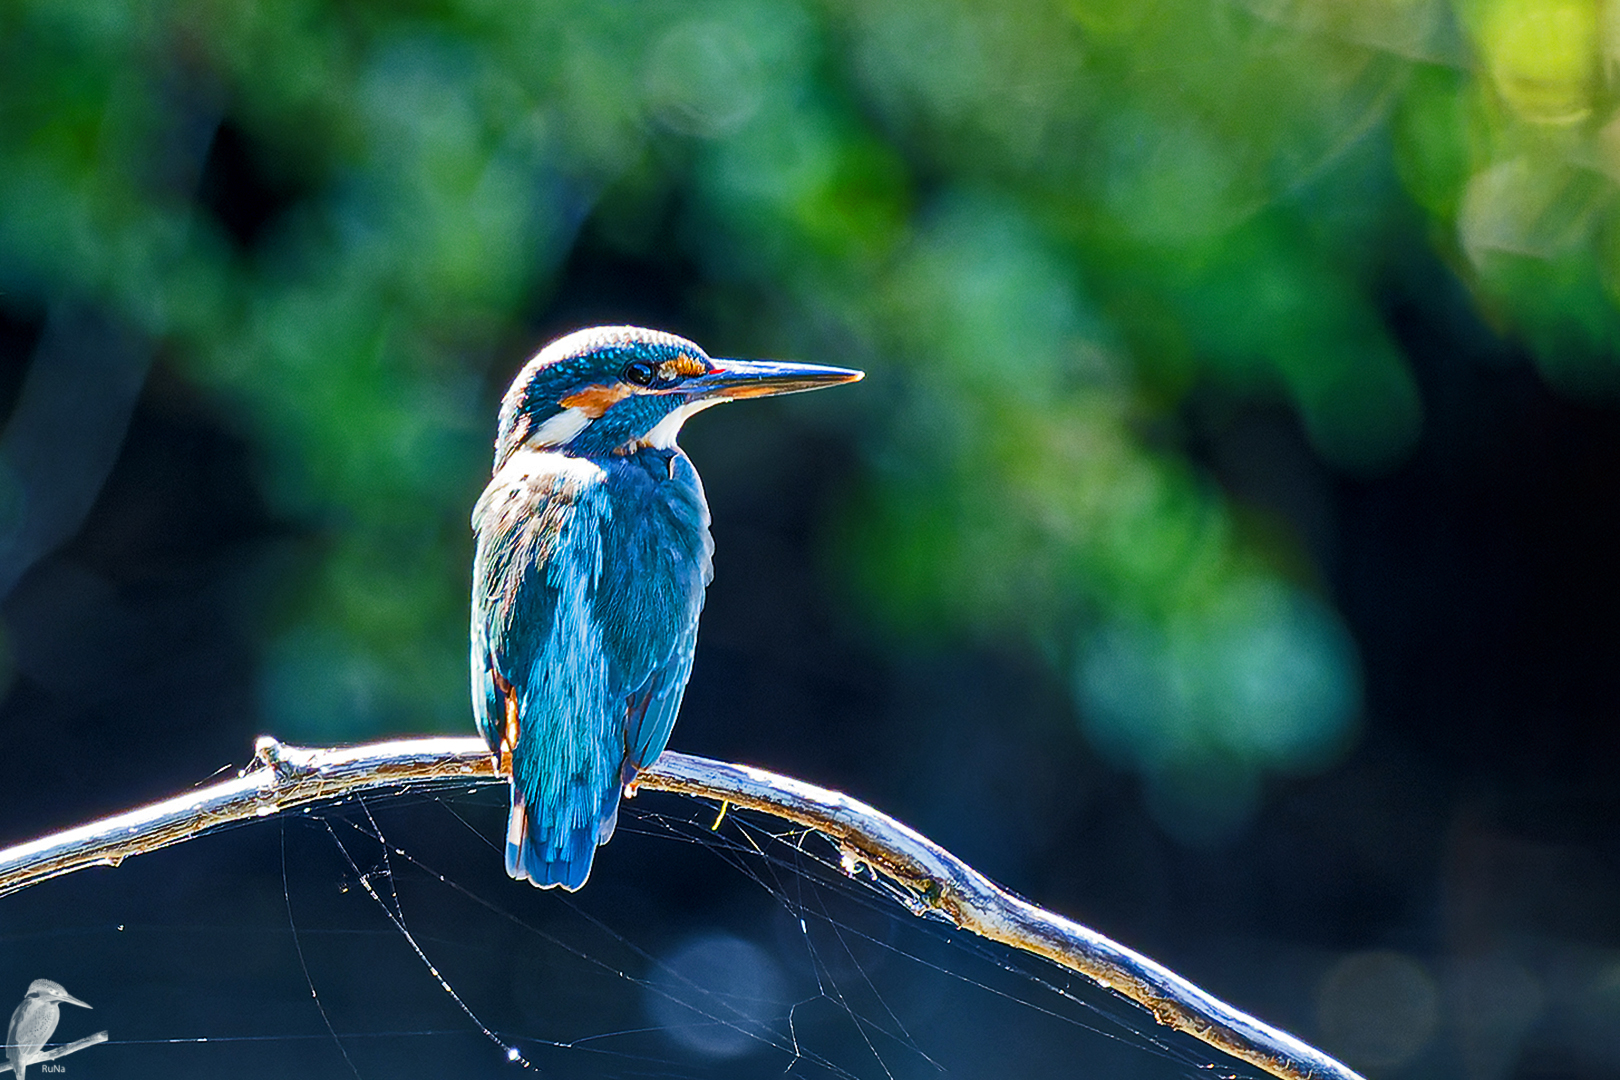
top-left (504, 788), bottom-right (619, 891)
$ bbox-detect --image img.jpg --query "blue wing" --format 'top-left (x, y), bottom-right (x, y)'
top-left (624, 616), bottom-right (700, 775)
top-left (471, 447), bottom-right (711, 890)
top-left (610, 450), bottom-right (711, 777)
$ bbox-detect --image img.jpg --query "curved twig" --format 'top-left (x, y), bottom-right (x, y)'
top-left (0, 737), bottom-right (1361, 1080)
top-left (0, 1031), bottom-right (110, 1075)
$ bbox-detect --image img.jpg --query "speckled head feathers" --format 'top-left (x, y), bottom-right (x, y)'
top-left (492, 325), bottom-right (863, 465)
top-left (495, 326), bottom-right (709, 460)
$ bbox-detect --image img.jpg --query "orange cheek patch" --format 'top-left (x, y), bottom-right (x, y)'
top-left (560, 383), bottom-right (636, 417)
top-left (660, 354), bottom-right (709, 380)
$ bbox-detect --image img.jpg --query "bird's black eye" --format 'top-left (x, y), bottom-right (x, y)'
top-left (623, 361), bottom-right (657, 387)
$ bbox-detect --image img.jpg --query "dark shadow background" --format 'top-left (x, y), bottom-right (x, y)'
top-left (1, 2), bottom-right (1618, 1077)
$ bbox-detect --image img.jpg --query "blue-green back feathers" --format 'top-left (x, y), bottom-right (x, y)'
top-left (471, 445), bottom-right (711, 890)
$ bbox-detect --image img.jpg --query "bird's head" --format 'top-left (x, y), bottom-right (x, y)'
top-left (23, 981), bottom-right (90, 1009)
top-left (494, 326), bottom-right (862, 465)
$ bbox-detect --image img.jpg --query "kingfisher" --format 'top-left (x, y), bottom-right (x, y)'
top-left (6, 980), bottom-right (91, 1080)
top-left (471, 326), bottom-right (861, 890)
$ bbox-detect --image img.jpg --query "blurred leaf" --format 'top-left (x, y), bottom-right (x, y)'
top-left (2, 0), bottom-right (1616, 833)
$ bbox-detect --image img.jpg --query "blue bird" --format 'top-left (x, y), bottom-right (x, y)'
top-left (472, 326), bottom-right (862, 890)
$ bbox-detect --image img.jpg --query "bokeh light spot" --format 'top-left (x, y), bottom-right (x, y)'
top-left (1480, 0), bottom-right (1598, 125)
top-left (643, 19), bottom-right (765, 138)
top-left (645, 933), bottom-right (787, 1060)
top-left (1447, 955), bottom-right (1543, 1080)
top-left (1076, 578), bottom-right (1361, 840)
top-left (1317, 950), bottom-right (1439, 1070)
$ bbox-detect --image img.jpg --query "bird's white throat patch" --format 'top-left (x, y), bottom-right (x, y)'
top-left (636, 398), bottom-right (724, 451)
top-left (522, 397), bottom-right (724, 454)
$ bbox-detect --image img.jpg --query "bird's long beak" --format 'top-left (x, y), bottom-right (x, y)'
top-left (60, 993), bottom-right (91, 1009)
top-left (688, 358), bottom-right (863, 401)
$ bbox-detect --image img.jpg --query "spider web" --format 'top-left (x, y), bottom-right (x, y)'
top-left (0, 778), bottom-right (1266, 1080)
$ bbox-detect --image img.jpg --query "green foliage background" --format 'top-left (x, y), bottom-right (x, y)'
top-left (1, 0), bottom-right (1614, 839)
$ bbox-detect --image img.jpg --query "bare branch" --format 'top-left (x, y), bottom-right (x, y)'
top-left (0, 737), bottom-right (1362, 1080)
top-left (0, 1031), bottom-right (110, 1074)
